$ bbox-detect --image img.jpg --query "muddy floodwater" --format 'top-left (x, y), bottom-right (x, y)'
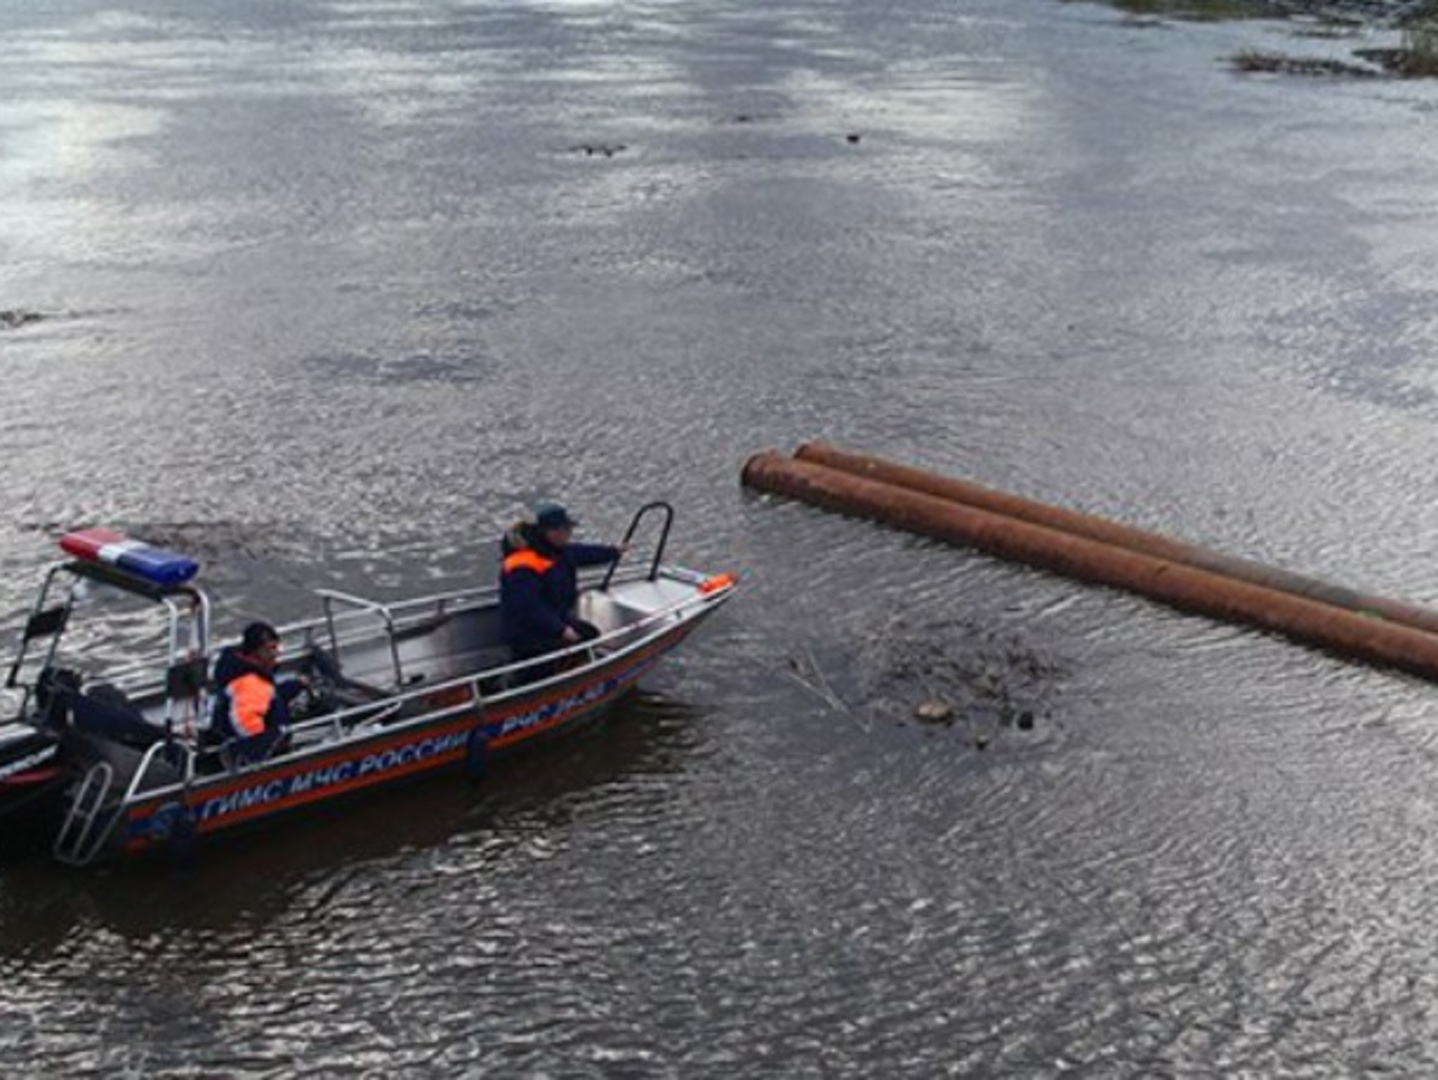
top-left (5, 0), bottom-right (1438, 1074)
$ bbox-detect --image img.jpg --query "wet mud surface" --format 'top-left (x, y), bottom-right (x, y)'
top-left (1088, 0), bottom-right (1438, 77)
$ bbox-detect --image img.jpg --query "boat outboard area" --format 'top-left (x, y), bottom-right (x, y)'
top-left (0, 503), bottom-right (736, 867)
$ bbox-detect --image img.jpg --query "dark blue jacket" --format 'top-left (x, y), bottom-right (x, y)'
top-left (499, 527), bottom-right (619, 658)
top-left (211, 647), bottom-right (297, 744)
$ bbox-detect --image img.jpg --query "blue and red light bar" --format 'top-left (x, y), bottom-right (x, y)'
top-left (59, 528), bottom-right (200, 587)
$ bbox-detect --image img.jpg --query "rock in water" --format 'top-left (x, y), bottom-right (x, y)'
top-left (914, 699), bottom-right (954, 723)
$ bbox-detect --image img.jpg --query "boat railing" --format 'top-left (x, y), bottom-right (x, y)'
top-left (58, 740), bottom-right (196, 865)
top-left (285, 697), bottom-right (466, 752)
top-left (291, 699), bottom-right (407, 746)
top-left (46, 569), bottom-right (659, 704)
top-left (279, 573), bottom-right (729, 742)
top-left (43, 563), bottom-right (695, 727)
top-left (433, 570), bottom-right (724, 701)
top-left (88, 567), bottom-right (736, 813)
top-left (74, 564), bottom-right (728, 761)
top-left (315, 588), bottom-right (406, 686)
top-left (308, 561), bottom-right (651, 630)
top-left (302, 565), bottom-right (654, 678)
top-left (307, 564), bottom-right (651, 640)
top-left (129, 738), bottom-right (189, 797)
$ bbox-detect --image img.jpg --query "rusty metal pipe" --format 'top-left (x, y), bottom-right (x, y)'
top-left (794, 440), bottom-right (1438, 638)
top-left (741, 450), bottom-right (1438, 681)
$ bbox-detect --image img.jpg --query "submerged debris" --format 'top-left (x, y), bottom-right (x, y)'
top-left (1093, 0), bottom-right (1438, 77)
top-left (914, 699), bottom-right (955, 724)
top-left (0, 309), bottom-right (44, 330)
top-left (770, 617), bottom-right (1064, 750)
top-left (1086, 0), bottom-right (1438, 78)
top-left (1085, 0), bottom-right (1430, 24)
top-left (1353, 45), bottom-right (1438, 72)
top-left (1230, 48), bottom-right (1381, 73)
top-left (856, 616), bottom-right (1068, 744)
top-left (1230, 42), bottom-right (1438, 77)
top-left (717, 112), bottom-right (782, 125)
top-left (569, 143), bottom-right (628, 158)
top-left (1081, 0), bottom-right (1274, 20)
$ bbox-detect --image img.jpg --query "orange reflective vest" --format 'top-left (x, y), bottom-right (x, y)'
top-left (225, 671), bottom-right (276, 737)
top-left (502, 549), bottom-right (556, 575)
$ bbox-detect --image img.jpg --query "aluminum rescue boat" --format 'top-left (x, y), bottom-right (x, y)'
top-left (0, 504), bottom-right (735, 865)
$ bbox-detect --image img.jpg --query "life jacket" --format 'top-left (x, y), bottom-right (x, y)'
top-left (502, 548), bottom-right (556, 577)
top-left (497, 525), bottom-right (617, 657)
top-left (499, 533), bottom-right (575, 657)
top-left (223, 673), bottom-right (275, 736)
top-left (211, 648), bottom-right (280, 739)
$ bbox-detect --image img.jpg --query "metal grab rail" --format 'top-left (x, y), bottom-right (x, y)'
top-left (55, 739), bottom-right (196, 865)
top-left (315, 588), bottom-right (404, 687)
top-left (5, 565), bottom-right (68, 716)
top-left (600, 501), bottom-right (674, 590)
top-left (125, 738), bottom-right (194, 804)
top-left (54, 760), bottom-right (115, 866)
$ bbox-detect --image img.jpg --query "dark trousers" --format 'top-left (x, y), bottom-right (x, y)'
top-left (233, 725), bottom-right (288, 764)
top-left (511, 621), bottom-right (601, 685)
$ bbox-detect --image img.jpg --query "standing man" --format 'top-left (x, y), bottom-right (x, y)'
top-left (500, 502), bottom-right (624, 677)
top-left (210, 621), bottom-right (299, 764)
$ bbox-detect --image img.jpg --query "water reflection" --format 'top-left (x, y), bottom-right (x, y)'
top-left (7, 0), bottom-right (1438, 1071)
top-left (0, 688), bottom-right (704, 953)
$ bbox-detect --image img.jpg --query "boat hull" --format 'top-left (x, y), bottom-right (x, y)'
top-left (116, 618), bottom-right (689, 860)
top-left (0, 728), bottom-right (67, 855)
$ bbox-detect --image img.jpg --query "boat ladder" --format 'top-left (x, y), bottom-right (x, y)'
top-left (53, 760), bottom-right (116, 866)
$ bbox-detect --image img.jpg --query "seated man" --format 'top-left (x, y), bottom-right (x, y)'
top-left (210, 621), bottom-right (303, 764)
top-left (499, 502), bottom-right (624, 679)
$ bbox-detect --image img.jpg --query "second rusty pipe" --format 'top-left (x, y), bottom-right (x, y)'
top-left (794, 440), bottom-right (1438, 638)
top-left (741, 450), bottom-right (1438, 682)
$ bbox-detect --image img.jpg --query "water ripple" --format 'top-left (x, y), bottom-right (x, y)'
top-left (6, 0), bottom-right (1438, 1073)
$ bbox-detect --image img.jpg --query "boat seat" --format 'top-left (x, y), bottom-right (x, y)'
top-left (390, 612), bottom-right (451, 643)
top-left (304, 645), bottom-right (392, 703)
top-left (72, 684), bottom-right (165, 749)
top-left (31, 666), bottom-right (81, 727)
